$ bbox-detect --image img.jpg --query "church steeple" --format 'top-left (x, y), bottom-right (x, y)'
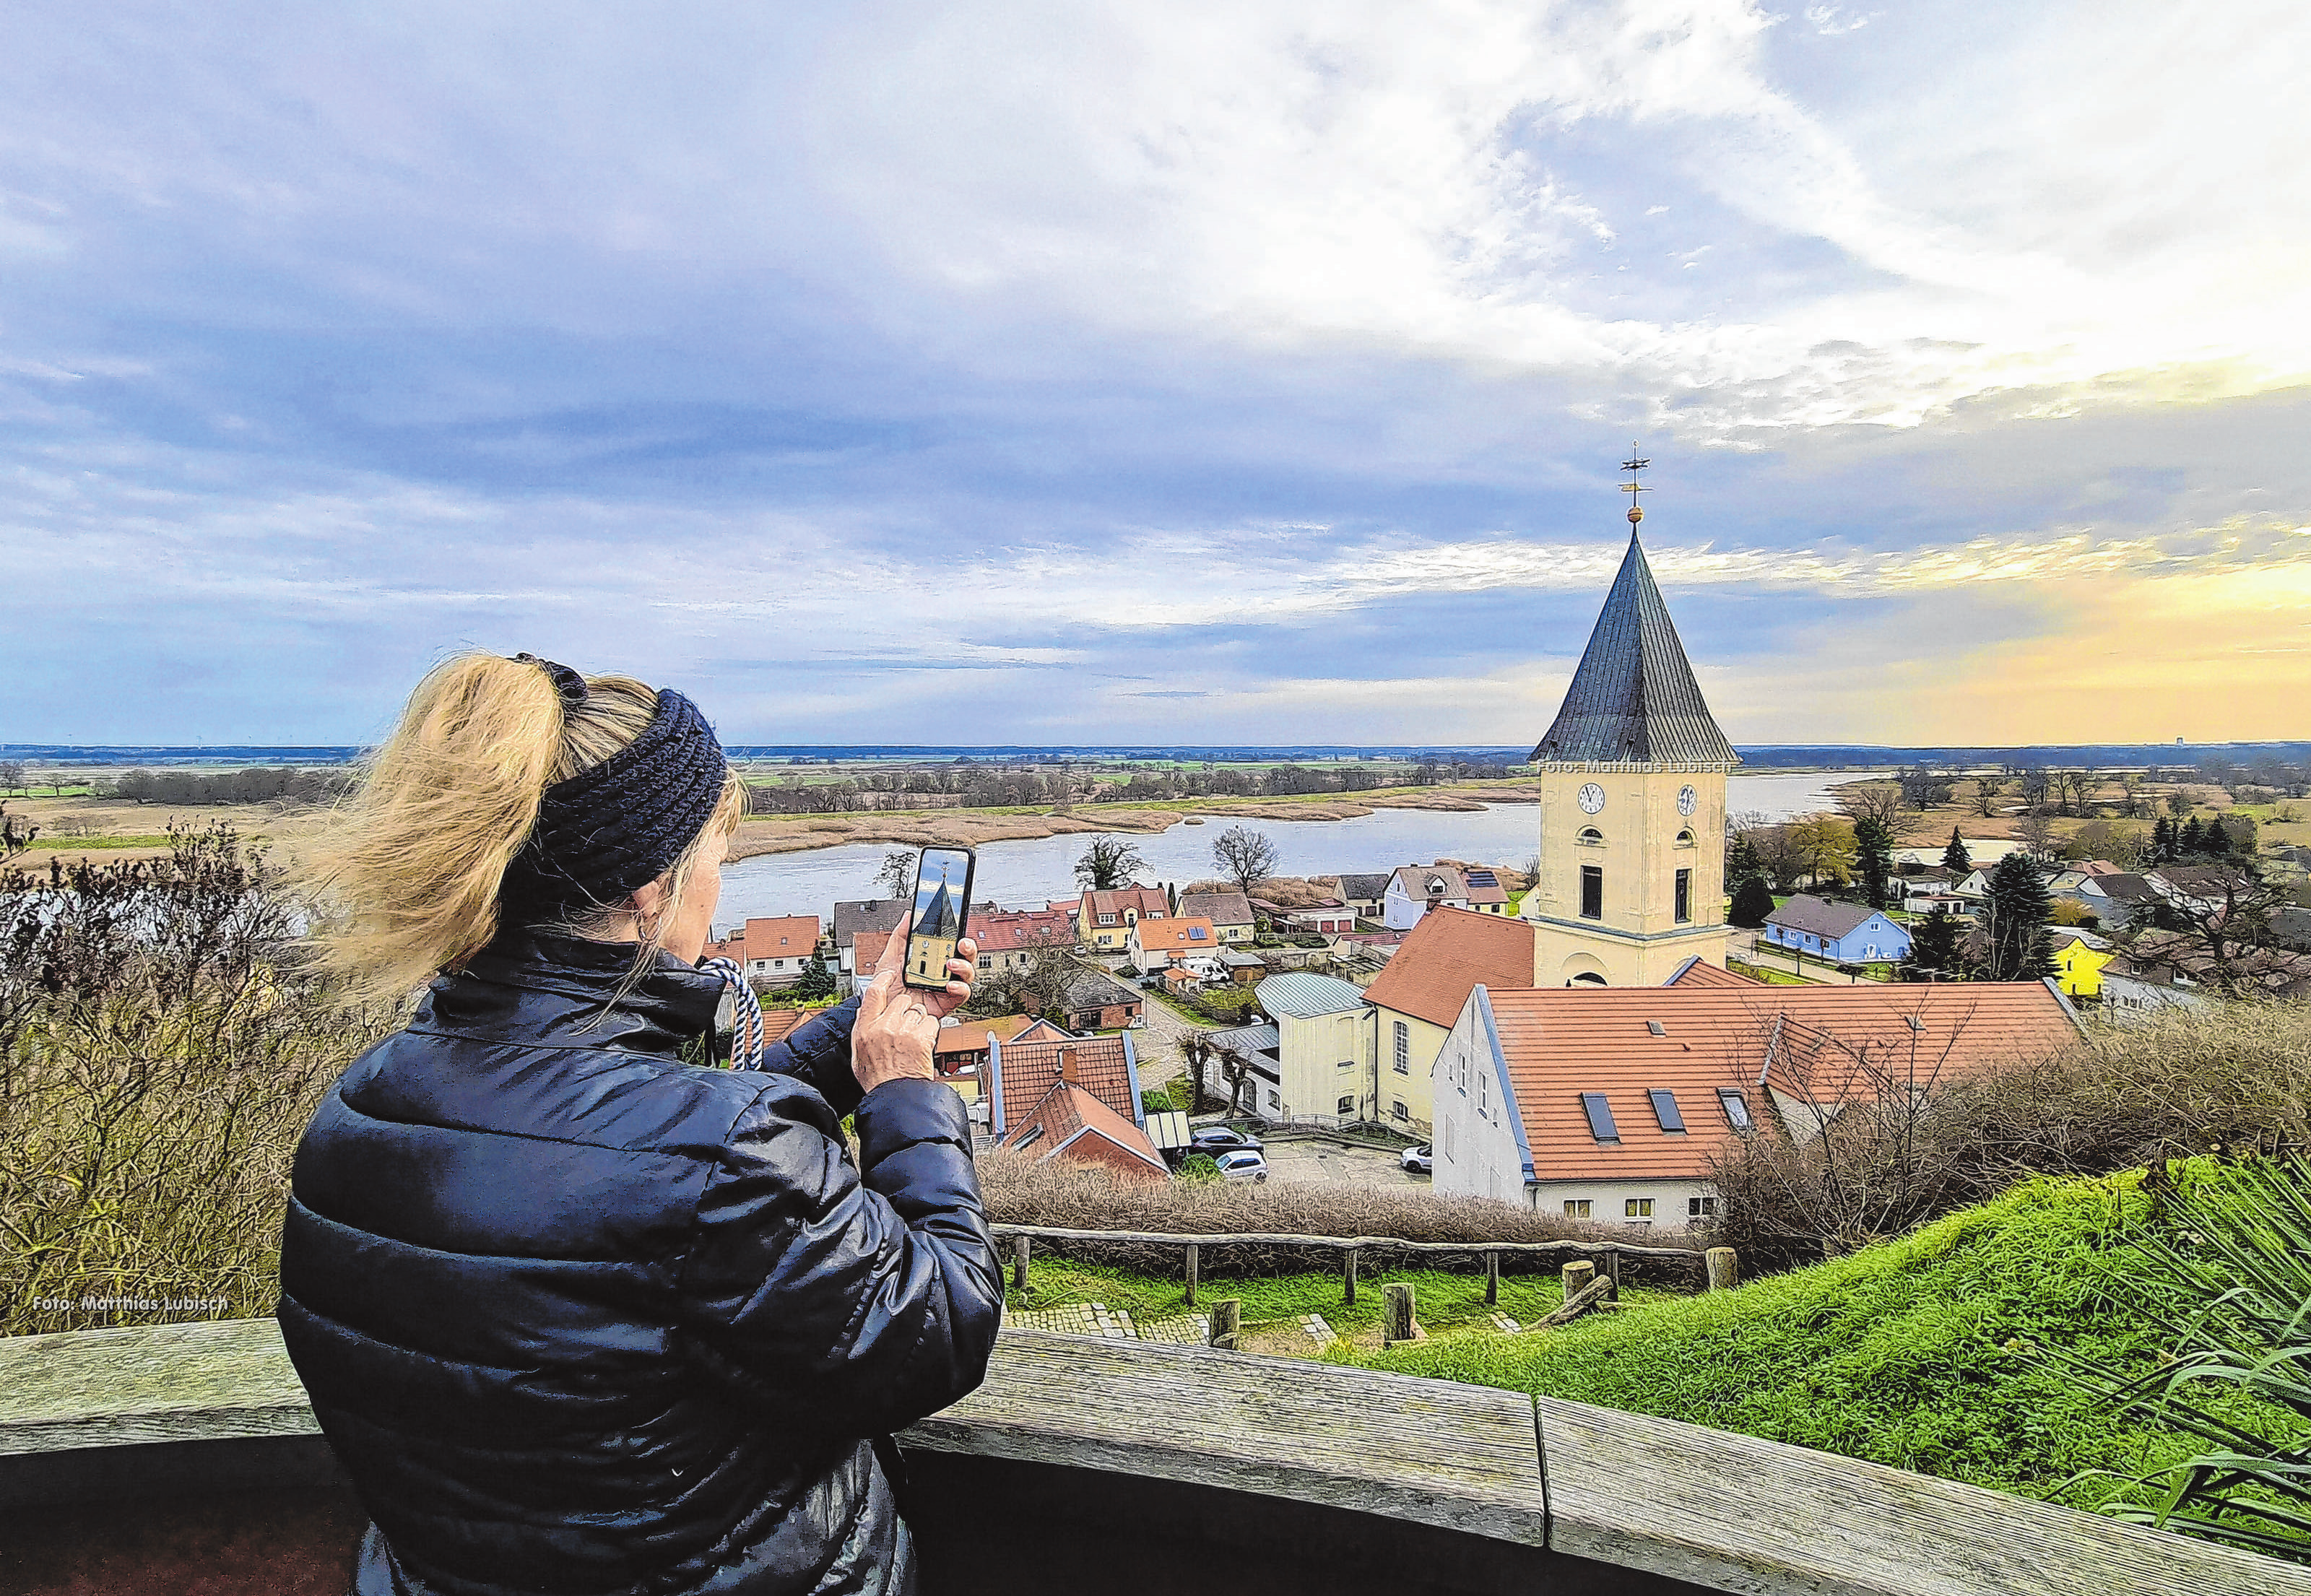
top-left (1529, 460), bottom-right (1735, 769)
top-left (917, 880), bottom-right (959, 939)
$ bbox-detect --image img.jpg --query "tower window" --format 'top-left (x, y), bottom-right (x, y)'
top-left (1577, 827), bottom-right (1605, 846)
top-left (1580, 866), bottom-right (1603, 920)
top-left (1675, 829), bottom-right (1696, 848)
top-left (1675, 869), bottom-right (1692, 924)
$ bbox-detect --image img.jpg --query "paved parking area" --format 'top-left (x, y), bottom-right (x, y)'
top-left (1259, 1140), bottom-right (1429, 1189)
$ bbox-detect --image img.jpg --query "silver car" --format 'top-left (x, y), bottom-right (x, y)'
top-left (1400, 1144), bottom-right (1434, 1174)
top-left (1214, 1149), bottom-right (1269, 1184)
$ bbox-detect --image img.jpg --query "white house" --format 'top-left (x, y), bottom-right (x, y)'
top-left (1252, 971), bottom-right (1371, 1127)
top-left (1382, 864), bottom-right (1510, 929)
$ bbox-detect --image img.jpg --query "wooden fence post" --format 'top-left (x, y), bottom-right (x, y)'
top-left (1011, 1234), bottom-right (1030, 1293)
top-left (1706, 1246), bottom-right (1740, 1292)
top-left (1601, 1245), bottom-right (1621, 1302)
top-left (1382, 1283), bottom-right (1415, 1345)
top-left (1560, 1259), bottom-right (1594, 1306)
top-left (1343, 1247), bottom-right (1359, 1307)
top-left (1184, 1243), bottom-right (1200, 1308)
top-left (1210, 1298), bottom-right (1240, 1351)
top-left (1484, 1249), bottom-right (1501, 1306)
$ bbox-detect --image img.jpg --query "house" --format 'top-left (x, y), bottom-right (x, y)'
top-left (2102, 933), bottom-right (2311, 1023)
top-left (1894, 838), bottom-right (2022, 872)
top-left (1382, 864), bottom-right (1511, 929)
top-left (2151, 864), bottom-right (2258, 918)
top-left (1206, 1021), bottom-right (1284, 1121)
top-left (1430, 980), bottom-right (2084, 1220)
top-left (701, 916), bottom-right (823, 989)
top-left (1127, 916), bottom-right (1219, 973)
top-left (1360, 906), bottom-right (1541, 1133)
top-left (1174, 890), bottom-right (1256, 943)
top-left (1279, 904), bottom-right (1358, 935)
top-left (2046, 929), bottom-right (2115, 1003)
top-left (968, 908), bottom-right (1078, 979)
top-left (1023, 963), bottom-right (1145, 1031)
top-left (1252, 971), bottom-right (1372, 1127)
top-left (1902, 890), bottom-right (1974, 919)
top-left (2057, 872), bottom-right (2163, 929)
top-left (986, 1031), bottom-right (1144, 1139)
top-left (832, 898), bottom-right (910, 989)
top-left (934, 1015), bottom-right (1068, 1100)
top-left (999, 1077), bottom-right (1170, 1187)
top-left (847, 929), bottom-right (894, 995)
top-left (1759, 896), bottom-right (1911, 965)
top-left (1076, 885), bottom-right (1172, 952)
top-left (1335, 872), bottom-right (1392, 920)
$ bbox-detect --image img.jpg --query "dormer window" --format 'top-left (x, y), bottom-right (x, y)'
top-left (1577, 827), bottom-right (1605, 846)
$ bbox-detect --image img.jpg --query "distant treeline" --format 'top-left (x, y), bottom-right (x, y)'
top-left (108, 767), bottom-right (357, 806)
top-left (745, 758), bottom-right (1518, 815)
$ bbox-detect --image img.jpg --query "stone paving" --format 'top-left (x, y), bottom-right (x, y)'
top-left (1298, 1313), bottom-right (1335, 1344)
top-left (1003, 1301), bottom-right (1210, 1345)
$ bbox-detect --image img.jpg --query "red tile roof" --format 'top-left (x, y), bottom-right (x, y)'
top-left (1002, 1081), bottom-right (1168, 1186)
top-left (935, 1015), bottom-right (1064, 1057)
top-left (990, 1033), bottom-right (1137, 1134)
top-left (971, 908), bottom-right (1077, 953)
top-left (851, 929), bottom-right (894, 972)
top-left (1130, 916), bottom-right (1218, 955)
top-left (1483, 982), bottom-right (2083, 1183)
top-left (709, 916), bottom-right (820, 956)
top-left (1663, 958), bottom-right (1761, 989)
top-left (1083, 885), bottom-right (1170, 921)
top-left (1363, 906), bottom-right (1535, 1027)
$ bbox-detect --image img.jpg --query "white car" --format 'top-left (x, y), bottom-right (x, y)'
top-left (1213, 1149), bottom-right (1269, 1184)
top-left (1400, 1144), bottom-right (1434, 1174)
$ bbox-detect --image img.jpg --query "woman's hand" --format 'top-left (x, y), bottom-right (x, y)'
top-left (851, 916), bottom-right (977, 1096)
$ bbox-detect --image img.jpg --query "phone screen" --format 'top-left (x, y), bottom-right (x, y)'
top-left (903, 846), bottom-right (976, 990)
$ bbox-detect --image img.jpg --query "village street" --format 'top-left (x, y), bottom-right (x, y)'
top-left (1126, 987), bottom-right (1214, 1092)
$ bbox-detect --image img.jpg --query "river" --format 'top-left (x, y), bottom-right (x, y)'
top-left (715, 771), bottom-right (1838, 924)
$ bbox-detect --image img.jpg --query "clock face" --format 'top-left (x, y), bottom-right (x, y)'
top-left (1678, 785), bottom-right (1697, 817)
top-left (1577, 783), bottom-right (1605, 815)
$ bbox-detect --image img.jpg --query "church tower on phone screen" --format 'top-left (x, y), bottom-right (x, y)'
top-left (1522, 458), bottom-right (1738, 986)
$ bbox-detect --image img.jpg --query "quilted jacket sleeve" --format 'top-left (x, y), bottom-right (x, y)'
top-left (676, 1075), bottom-right (1002, 1438)
top-left (751, 994), bottom-right (864, 1116)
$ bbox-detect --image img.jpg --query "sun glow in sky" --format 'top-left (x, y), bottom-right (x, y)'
top-left (3, 2), bottom-right (2307, 745)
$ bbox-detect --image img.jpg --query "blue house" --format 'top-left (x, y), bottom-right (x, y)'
top-left (1760, 895), bottom-right (1911, 964)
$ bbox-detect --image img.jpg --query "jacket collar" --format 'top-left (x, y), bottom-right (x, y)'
top-left (415, 928), bottom-right (724, 1055)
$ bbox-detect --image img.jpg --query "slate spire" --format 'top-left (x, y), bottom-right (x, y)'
top-left (1529, 526), bottom-right (1738, 768)
top-left (917, 880), bottom-right (960, 938)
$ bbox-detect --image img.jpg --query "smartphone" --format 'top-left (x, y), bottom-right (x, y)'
top-left (902, 846), bottom-right (976, 991)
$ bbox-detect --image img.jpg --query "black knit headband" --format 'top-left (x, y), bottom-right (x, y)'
top-left (499, 655), bottom-right (729, 915)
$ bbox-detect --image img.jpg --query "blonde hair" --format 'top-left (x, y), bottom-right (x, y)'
top-left (303, 652), bottom-right (746, 1002)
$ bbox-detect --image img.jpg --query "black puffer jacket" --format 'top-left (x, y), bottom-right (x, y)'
top-left (277, 930), bottom-right (1002, 1596)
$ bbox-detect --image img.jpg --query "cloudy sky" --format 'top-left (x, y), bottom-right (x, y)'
top-left (4, 2), bottom-right (2307, 747)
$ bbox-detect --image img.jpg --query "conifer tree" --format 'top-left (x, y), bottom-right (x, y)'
top-left (1980, 852), bottom-right (2057, 981)
top-left (2180, 815), bottom-right (2205, 856)
top-left (1940, 827), bottom-right (1970, 875)
top-left (1729, 876), bottom-right (1776, 929)
top-left (2151, 816), bottom-right (2173, 862)
top-left (2205, 817), bottom-right (2234, 856)
top-left (1902, 908), bottom-right (1966, 980)
top-left (1855, 817), bottom-right (1894, 910)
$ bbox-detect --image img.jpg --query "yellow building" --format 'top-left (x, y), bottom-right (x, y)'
top-left (2049, 932), bottom-right (2114, 1002)
top-left (1522, 511), bottom-right (1738, 986)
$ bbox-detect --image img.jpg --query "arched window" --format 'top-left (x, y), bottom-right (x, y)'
top-left (1577, 826), bottom-right (1605, 846)
top-left (1675, 828), bottom-right (1696, 848)
top-left (1570, 971), bottom-right (1608, 986)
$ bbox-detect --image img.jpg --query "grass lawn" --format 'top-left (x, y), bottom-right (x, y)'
top-left (1725, 958), bottom-right (1817, 986)
top-left (1327, 1166), bottom-right (2305, 1519)
top-left (26, 834), bottom-right (175, 849)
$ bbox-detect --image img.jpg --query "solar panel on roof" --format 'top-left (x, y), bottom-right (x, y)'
top-left (1579, 1092), bottom-right (1620, 1142)
top-left (1465, 869), bottom-right (1498, 886)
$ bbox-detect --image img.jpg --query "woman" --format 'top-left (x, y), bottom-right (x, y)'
top-left (278, 653), bottom-right (1001, 1596)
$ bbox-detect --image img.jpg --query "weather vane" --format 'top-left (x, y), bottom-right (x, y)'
top-left (1620, 441), bottom-right (1649, 528)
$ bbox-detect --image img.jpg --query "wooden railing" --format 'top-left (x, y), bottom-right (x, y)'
top-left (988, 1221), bottom-right (1723, 1305)
top-left (3, 1317), bottom-right (2305, 1595)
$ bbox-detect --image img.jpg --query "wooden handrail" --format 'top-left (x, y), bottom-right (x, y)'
top-left (3, 1319), bottom-right (2305, 1596)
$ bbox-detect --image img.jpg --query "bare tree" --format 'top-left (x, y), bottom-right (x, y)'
top-left (0, 761), bottom-right (24, 798)
top-left (872, 849), bottom-right (914, 900)
top-left (1835, 782), bottom-right (1906, 828)
top-left (2015, 807), bottom-right (2060, 858)
top-left (1969, 776), bottom-right (2006, 818)
top-left (1074, 836), bottom-right (1149, 892)
top-left (1211, 825), bottom-right (1280, 897)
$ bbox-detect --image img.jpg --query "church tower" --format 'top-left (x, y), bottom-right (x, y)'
top-left (1524, 452), bottom-right (1738, 985)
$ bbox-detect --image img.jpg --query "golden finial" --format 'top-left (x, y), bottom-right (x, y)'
top-left (1620, 442), bottom-right (1649, 528)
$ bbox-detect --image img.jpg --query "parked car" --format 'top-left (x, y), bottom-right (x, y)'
top-left (1400, 1144), bottom-right (1433, 1174)
top-left (1189, 1125), bottom-right (1264, 1157)
top-left (1214, 1149), bottom-right (1268, 1184)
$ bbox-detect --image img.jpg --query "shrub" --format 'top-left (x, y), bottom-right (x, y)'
top-left (976, 1148), bottom-right (1660, 1280)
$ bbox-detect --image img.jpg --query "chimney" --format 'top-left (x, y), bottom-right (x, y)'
top-left (1059, 1047), bottom-right (1080, 1085)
